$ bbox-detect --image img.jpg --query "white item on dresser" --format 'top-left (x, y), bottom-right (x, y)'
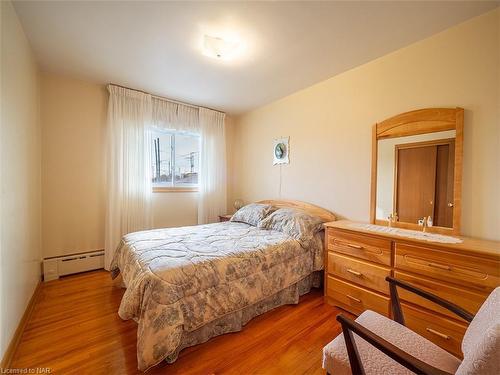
top-left (42, 250), bottom-right (104, 281)
top-left (348, 222), bottom-right (463, 244)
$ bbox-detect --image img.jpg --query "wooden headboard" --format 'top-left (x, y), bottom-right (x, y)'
top-left (257, 200), bottom-right (336, 223)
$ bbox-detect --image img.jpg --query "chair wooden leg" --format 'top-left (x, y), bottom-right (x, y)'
top-left (339, 318), bottom-right (365, 375)
top-left (389, 280), bottom-right (405, 325)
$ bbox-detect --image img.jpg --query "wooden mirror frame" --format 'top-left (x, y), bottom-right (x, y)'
top-left (370, 108), bottom-right (464, 235)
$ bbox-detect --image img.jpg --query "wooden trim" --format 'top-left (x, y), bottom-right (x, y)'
top-left (394, 138), bottom-right (455, 151)
top-left (369, 124), bottom-right (378, 224)
top-left (0, 281), bottom-right (42, 368)
top-left (257, 199), bottom-right (336, 222)
top-left (371, 107), bottom-right (464, 235)
top-left (392, 144), bottom-right (399, 222)
top-left (452, 109), bottom-right (464, 236)
top-left (324, 225), bottom-right (330, 299)
top-left (376, 108), bottom-right (458, 140)
top-left (153, 186), bottom-right (198, 193)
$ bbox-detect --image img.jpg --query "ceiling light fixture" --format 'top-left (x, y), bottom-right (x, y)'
top-left (203, 34), bottom-right (240, 60)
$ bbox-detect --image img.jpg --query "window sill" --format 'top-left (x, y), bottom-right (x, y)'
top-left (153, 186), bottom-right (198, 193)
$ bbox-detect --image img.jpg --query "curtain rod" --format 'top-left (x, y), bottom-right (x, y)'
top-left (108, 83), bottom-right (225, 115)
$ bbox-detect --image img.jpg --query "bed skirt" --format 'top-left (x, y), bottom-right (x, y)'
top-left (157, 271), bottom-right (322, 369)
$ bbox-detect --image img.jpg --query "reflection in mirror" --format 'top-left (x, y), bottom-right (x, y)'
top-left (376, 130), bottom-right (456, 228)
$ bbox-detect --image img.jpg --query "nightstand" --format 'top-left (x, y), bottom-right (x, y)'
top-left (218, 214), bottom-right (232, 222)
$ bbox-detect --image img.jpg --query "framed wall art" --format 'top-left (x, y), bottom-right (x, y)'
top-left (273, 137), bottom-right (289, 165)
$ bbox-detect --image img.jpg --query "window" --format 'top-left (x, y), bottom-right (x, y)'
top-left (151, 129), bottom-right (200, 191)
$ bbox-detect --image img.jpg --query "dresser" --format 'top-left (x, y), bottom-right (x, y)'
top-left (324, 220), bottom-right (500, 358)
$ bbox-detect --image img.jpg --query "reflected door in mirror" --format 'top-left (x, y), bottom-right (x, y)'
top-left (372, 107), bottom-right (463, 234)
top-left (434, 142), bottom-right (455, 227)
top-left (395, 139), bottom-right (455, 227)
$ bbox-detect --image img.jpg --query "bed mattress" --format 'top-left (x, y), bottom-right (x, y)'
top-left (110, 221), bottom-right (323, 371)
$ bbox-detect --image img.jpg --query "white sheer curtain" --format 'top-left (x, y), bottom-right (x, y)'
top-left (152, 97), bottom-right (227, 224)
top-left (151, 97), bottom-right (199, 132)
top-left (104, 86), bottom-right (153, 270)
top-left (198, 108), bottom-right (227, 224)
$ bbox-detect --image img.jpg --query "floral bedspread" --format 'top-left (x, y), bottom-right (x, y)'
top-left (110, 221), bottom-right (323, 371)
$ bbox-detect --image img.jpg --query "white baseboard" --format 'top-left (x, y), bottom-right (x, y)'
top-left (43, 250), bottom-right (104, 281)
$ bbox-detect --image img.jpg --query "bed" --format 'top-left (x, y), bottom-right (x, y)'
top-left (110, 200), bottom-right (335, 371)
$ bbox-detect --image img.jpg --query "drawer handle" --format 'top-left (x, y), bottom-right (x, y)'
top-left (346, 243), bottom-right (363, 250)
top-left (426, 328), bottom-right (450, 340)
top-left (346, 269), bottom-right (362, 277)
top-left (428, 262), bottom-right (451, 271)
top-left (346, 294), bottom-right (361, 303)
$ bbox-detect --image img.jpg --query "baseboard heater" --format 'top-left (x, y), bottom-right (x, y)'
top-left (43, 250), bottom-right (104, 281)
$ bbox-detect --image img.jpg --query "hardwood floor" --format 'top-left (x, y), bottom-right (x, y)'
top-left (11, 270), bottom-right (347, 374)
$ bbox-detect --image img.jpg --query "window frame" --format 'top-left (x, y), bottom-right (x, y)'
top-left (151, 128), bottom-right (200, 193)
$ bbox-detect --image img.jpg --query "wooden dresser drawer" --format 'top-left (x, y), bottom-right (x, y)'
top-left (327, 229), bottom-right (392, 266)
top-left (394, 271), bottom-right (486, 321)
top-left (328, 252), bottom-right (391, 293)
top-left (326, 275), bottom-right (390, 316)
top-left (402, 303), bottom-right (467, 358)
top-left (394, 243), bottom-right (500, 292)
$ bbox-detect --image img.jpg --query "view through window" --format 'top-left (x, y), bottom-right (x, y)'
top-left (152, 129), bottom-right (200, 188)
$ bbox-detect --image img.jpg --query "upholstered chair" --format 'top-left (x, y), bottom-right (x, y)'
top-left (323, 277), bottom-right (500, 375)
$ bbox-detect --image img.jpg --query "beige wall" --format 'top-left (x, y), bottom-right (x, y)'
top-left (232, 9), bottom-right (500, 240)
top-left (41, 73), bottom-right (107, 258)
top-left (0, 0), bottom-right (41, 359)
top-left (152, 193), bottom-right (198, 229)
top-left (40, 74), bottom-right (234, 257)
top-left (225, 115), bottom-right (236, 213)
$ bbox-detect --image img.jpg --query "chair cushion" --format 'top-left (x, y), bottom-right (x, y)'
top-left (322, 310), bottom-right (461, 375)
top-left (457, 287), bottom-right (500, 375)
top-left (461, 287), bottom-right (499, 355)
top-left (456, 322), bottom-right (499, 375)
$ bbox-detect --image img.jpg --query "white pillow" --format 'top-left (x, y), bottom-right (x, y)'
top-left (230, 203), bottom-right (275, 226)
top-left (258, 208), bottom-right (324, 241)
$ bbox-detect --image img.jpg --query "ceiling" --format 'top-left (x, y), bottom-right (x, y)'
top-left (13, 1), bottom-right (498, 114)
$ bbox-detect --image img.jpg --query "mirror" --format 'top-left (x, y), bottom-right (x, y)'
top-left (370, 108), bottom-right (463, 234)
